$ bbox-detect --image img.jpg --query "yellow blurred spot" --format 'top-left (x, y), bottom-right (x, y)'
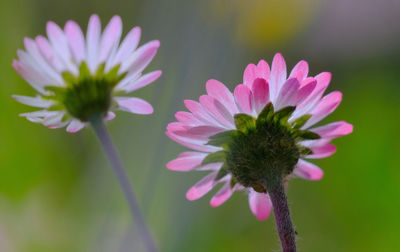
top-left (206, 0), bottom-right (322, 49)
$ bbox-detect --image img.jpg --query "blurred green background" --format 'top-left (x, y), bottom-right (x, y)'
top-left (1, 0), bottom-right (400, 251)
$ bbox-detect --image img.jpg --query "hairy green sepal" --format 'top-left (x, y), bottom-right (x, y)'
top-left (203, 102), bottom-right (319, 192)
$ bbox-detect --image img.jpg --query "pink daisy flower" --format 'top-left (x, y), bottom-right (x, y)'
top-left (13, 14), bottom-right (161, 133)
top-left (166, 53), bottom-right (353, 221)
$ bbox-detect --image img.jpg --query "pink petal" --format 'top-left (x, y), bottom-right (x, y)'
top-left (20, 110), bottom-right (56, 123)
top-left (299, 77), bottom-right (315, 88)
top-left (243, 63), bottom-right (257, 89)
top-left (248, 190), bottom-right (272, 220)
top-left (166, 122), bottom-right (186, 132)
top-left (166, 124), bottom-right (206, 142)
top-left (167, 152), bottom-right (207, 171)
top-left (256, 60), bottom-right (270, 81)
top-left (35, 36), bottom-right (64, 72)
top-left (12, 95), bottom-right (53, 108)
top-left (305, 72), bottom-right (331, 105)
top-left (178, 152), bottom-right (200, 158)
top-left (99, 15), bottom-right (122, 64)
top-left (306, 144), bottom-right (336, 159)
top-left (289, 78), bottom-right (320, 120)
top-left (46, 21), bottom-right (69, 57)
top-left (186, 172), bottom-right (218, 201)
top-left (86, 14), bottom-right (101, 72)
top-left (123, 70), bottom-right (162, 93)
top-left (112, 27), bottom-right (141, 65)
top-left (168, 124), bottom-right (209, 141)
top-left (48, 121), bottom-right (69, 129)
top-left (167, 130), bottom-right (208, 146)
top-left (115, 97), bottom-right (153, 114)
top-left (303, 91), bottom-right (342, 128)
top-left (187, 125), bottom-right (224, 137)
top-left (289, 60), bottom-right (309, 81)
top-left (16, 50), bottom-right (53, 86)
top-left (46, 21), bottom-right (76, 74)
top-left (275, 78), bottom-right (300, 109)
top-left (64, 20), bottom-right (85, 64)
top-left (184, 100), bottom-right (222, 127)
top-left (210, 182), bottom-right (234, 207)
top-left (206, 79), bottom-right (238, 114)
top-left (199, 95), bottom-right (235, 128)
top-left (252, 78), bottom-right (270, 114)
top-left (269, 53), bottom-right (287, 102)
top-left (197, 162), bottom-right (224, 171)
top-left (300, 138), bottom-right (331, 148)
top-left (293, 80), bottom-right (316, 105)
top-left (234, 84), bottom-right (253, 114)
top-left (42, 111), bottom-right (65, 127)
top-left (172, 132), bottom-right (207, 142)
top-left (175, 111), bottom-right (202, 126)
top-left (166, 131), bottom-right (219, 152)
top-left (293, 159), bottom-right (324, 180)
top-left (66, 119), bottom-right (85, 133)
top-left (115, 72), bottom-right (141, 90)
top-left (12, 59), bottom-right (47, 93)
top-left (120, 40), bottom-right (160, 75)
top-left (296, 72), bottom-right (332, 116)
top-left (23, 38), bottom-right (62, 84)
top-left (310, 121), bottom-right (353, 138)
top-left (314, 72), bottom-right (332, 92)
top-left (243, 60), bottom-right (270, 90)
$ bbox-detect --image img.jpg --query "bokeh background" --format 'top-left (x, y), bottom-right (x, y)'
top-left (1, 0), bottom-right (400, 251)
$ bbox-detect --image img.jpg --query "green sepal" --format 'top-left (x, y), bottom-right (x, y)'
top-left (61, 113), bottom-right (70, 123)
top-left (78, 62), bottom-right (91, 80)
top-left (207, 130), bottom-right (236, 147)
top-left (62, 72), bottom-right (78, 87)
top-left (215, 163), bottom-right (229, 180)
top-left (273, 106), bottom-right (296, 124)
top-left (299, 146), bottom-right (313, 155)
top-left (234, 114), bottom-right (256, 133)
top-left (105, 64), bottom-right (120, 79)
top-left (95, 63), bottom-right (106, 77)
top-left (230, 177), bottom-right (237, 188)
top-left (105, 64), bottom-right (127, 88)
top-left (295, 130), bottom-right (320, 140)
top-left (291, 114), bottom-right (312, 130)
top-left (201, 151), bottom-right (226, 165)
top-left (257, 102), bottom-right (274, 124)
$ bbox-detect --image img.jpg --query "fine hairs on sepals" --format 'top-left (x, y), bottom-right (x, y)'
top-left (206, 102), bottom-right (319, 193)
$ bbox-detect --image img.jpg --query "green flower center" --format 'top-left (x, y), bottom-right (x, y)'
top-left (46, 62), bottom-right (126, 122)
top-left (204, 103), bottom-right (320, 192)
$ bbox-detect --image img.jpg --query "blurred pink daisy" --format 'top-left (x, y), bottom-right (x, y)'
top-left (13, 14), bottom-right (161, 133)
top-left (166, 53), bottom-right (353, 221)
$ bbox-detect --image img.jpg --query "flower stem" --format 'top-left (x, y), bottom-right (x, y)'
top-left (89, 113), bottom-right (157, 252)
top-left (267, 180), bottom-right (297, 252)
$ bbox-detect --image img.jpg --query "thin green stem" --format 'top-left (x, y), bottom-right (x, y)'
top-left (89, 113), bottom-right (157, 252)
top-left (266, 180), bottom-right (297, 252)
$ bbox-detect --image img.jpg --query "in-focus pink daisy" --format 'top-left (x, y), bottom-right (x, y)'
top-left (166, 53), bottom-right (353, 221)
top-left (13, 14), bottom-right (161, 133)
